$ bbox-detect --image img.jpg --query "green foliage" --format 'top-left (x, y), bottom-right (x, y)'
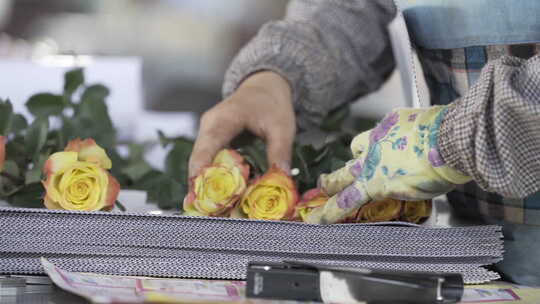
top-left (26, 94), bottom-right (64, 117)
top-left (0, 68), bottom-right (367, 211)
top-left (0, 99), bottom-right (13, 135)
top-left (24, 117), bottom-right (49, 160)
top-left (63, 68), bottom-right (84, 100)
top-left (0, 68), bottom-right (187, 211)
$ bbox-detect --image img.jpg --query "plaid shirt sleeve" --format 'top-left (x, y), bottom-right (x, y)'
top-left (222, 0), bottom-right (396, 128)
top-left (439, 54), bottom-right (540, 199)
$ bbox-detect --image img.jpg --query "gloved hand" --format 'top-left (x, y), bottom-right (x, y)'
top-left (305, 106), bottom-right (471, 224)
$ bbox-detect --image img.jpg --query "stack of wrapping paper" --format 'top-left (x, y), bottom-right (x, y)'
top-left (0, 207), bottom-right (503, 284)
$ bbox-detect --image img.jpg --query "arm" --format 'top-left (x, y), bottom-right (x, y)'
top-left (439, 54), bottom-right (540, 198)
top-left (223, 0), bottom-right (397, 128)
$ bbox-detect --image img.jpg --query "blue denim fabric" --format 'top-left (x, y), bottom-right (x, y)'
top-left (395, 0), bottom-right (540, 49)
top-left (494, 223), bottom-right (540, 286)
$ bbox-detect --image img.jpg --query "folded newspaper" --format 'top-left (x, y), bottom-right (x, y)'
top-left (0, 205), bottom-right (502, 284)
top-left (43, 258), bottom-right (537, 304)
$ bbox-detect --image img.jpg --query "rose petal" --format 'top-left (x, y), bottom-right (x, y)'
top-left (358, 199), bottom-right (402, 222)
top-left (65, 138), bottom-right (112, 169)
top-left (301, 188), bottom-right (325, 202)
top-left (103, 173), bottom-right (120, 209)
top-left (43, 195), bottom-right (62, 210)
top-left (43, 151), bottom-right (78, 175)
top-left (0, 136), bottom-right (5, 172)
top-left (213, 149), bottom-right (249, 180)
top-left (183, 192), bottom-right (207, 216)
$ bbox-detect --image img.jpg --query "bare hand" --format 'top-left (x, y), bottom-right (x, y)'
top-left (189, 71), bottom-right (296, 178)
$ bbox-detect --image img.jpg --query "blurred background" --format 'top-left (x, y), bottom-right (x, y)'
top-left (0, 0), bottom-right (412, 160)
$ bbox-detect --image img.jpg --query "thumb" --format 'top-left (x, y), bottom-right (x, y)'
top-left (305, 181), bottom-right (370, 224)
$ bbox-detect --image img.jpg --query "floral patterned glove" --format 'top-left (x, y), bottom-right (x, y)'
top-left (305, 106), bottom-right (471, 224)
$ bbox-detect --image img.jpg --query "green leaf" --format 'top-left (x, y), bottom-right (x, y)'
top-left (10, 114), bottom-right (28, 134)
top-left (330, 141), bottom-right (352, 161)
top-left (0, 99), bottom-right (13, 135)
top-left (75, 84), bottom-right (116, 148)
top-left (157, 131), bottom-right (194, 149)
top-left (80, 84), bottom-right (109, 102)
top-left (25, 117), bottom-right (49, 159)
top-left (156, 179), bottom-right (185, 210)
top-left (132, 171), bottom-right (185, 210)
top-left (240, 140), bottom-right (267, 175)
top-left (321, 104), bottom-right (350, 131)
top-left (3, 160), bottom-right (20, 178)
top-left (25, 153), bottom-right (49, 185)
top-left (5, 136), bottom-right (29, 167)
top-left (26, 93), bottom-right (64, 117)
top-left (64, 68), bottom-right (84, 98)
top-left (115, 200), bottom-right (126, 212)
top-left (329, 157), bottom-right (346, 171)
top-left (292, 145), bottom-right (313, 183)
top-left (127, 143), bottom-right (146, 162)
top-left (164, 141), bottom-right (193, 184)
top-left (122, 162), bottom-right (153, 182)
top-left (6, 183), bottom-right (45, 208)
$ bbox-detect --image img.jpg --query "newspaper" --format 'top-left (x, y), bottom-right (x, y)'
top-left (41, 258), bottom-right (305, 304)
top-left (42, 258), bottom-right (540, 304)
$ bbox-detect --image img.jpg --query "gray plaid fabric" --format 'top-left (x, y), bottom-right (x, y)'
top-left (223, 0), bottom-right (540, 225)
top-left (0, 207), bottom-right (503, 284)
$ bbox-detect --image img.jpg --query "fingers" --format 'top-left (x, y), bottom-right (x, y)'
top-left (189, 105), bottom-right (244, 178)
top-left (318, 159), bottom-right (363, 196)
top-left (265, 129), bottom-right (294, 173)
top-left (305, 181), bottom-right (370, 224)
top-left (190, 71), bottom-right (294, 178)
top-left (350, 130), bottom-right (371, 158)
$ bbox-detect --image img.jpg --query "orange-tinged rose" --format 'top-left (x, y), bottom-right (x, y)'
top-left (401, 200), bottom-right (432, 223)
top-left (64, 138), bottom-right (112, 169)
top-left (42, 139), bottom-right (119, 211)
top-left (357, 198), bottom-right (403, 222)
top-left (240, 165), bottom-right (299, 220)
top-left (0, 136), bottom-right (5, 172)
top-left (296, 188), bottom-right (328, 222)
top-left (183, 149), bottom-right (249, 216)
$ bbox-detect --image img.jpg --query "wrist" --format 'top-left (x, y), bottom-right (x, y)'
top-left (236, 71), bottom-right (292, 107)
top-left (432, 105), bottom-right (471, 184)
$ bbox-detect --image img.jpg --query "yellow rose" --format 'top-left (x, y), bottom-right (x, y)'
top-left (296, 188), bottom-right (328, 222)
top-left (357, 198), bottom-right (403, 222)
top-left (0, 136), bottom-right (5, 172)
top-left (401, 200), bottom-right (432, 224)
top-left (42, 138), bottom-right (119, 211)
top-left (183, 149), bottom-right (249, 216)
top-left (240, 165), bottom-right (299, 220)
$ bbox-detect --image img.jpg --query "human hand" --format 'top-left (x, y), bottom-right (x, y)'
top-left (305, 106), bottom-right (471, 224)
top-left (189, 71), bottom-right (295, 178)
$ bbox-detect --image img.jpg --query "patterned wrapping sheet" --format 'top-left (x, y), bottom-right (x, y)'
top-left (0, 207), bottom-right (503, 284)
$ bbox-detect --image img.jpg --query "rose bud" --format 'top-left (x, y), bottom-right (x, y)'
top-left (0, 136), bottom-right (5, 172)
top-left (296, 188), bottom-right (329, 222)
top-left (183, 149), bottom-right (249, 216)
top-left (357, 198), bottom-right (403, 222)
top-left (240, 165), bottom-right (299, 220)
top-left (401, 200), bottom-right (432, 224)
top-left (43, 138), bottom-right (120, 211)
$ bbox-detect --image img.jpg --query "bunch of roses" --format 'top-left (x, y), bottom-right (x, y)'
top-left (183, 149), bottom-right (299, 220)
top-left (183, 149), bottom-right (432, 223)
